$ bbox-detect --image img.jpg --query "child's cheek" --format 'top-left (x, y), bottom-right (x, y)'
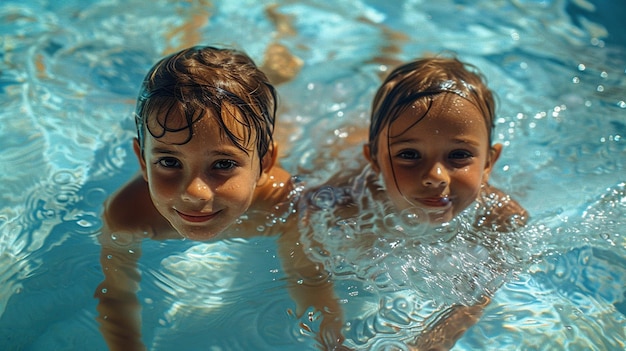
top-left (149, 174), bottom-right (178, 200)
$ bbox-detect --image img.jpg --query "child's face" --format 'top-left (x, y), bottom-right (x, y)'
top-left (134, 108), bottom-right (270, 241)
top-left (366, 94), bottom-right (501, 224)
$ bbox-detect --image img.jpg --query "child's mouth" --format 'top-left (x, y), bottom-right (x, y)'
top-left (416, 196), bottom-right (452, 209)
top-left (176, 210), bottom-right (220, 223)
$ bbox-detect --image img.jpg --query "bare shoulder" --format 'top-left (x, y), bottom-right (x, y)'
top-left (478, 183), bottom-right (529, 232)
top-left (103, 173), bottom-right (175, 239)
top-left (224, 165), bottom-right (297, 239)
top-left (251, 165), bottom-right (294, 211)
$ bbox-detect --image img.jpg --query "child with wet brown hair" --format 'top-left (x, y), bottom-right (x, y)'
top-left (96, 45), bottom-right (347, 351)
top-left (303, 56), bottom-right (528, 350)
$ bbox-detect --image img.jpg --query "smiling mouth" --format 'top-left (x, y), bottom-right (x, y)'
top-left (416, 197), bottom-right (452, 209)
top-left (176, 210), bottom-right (220, 223)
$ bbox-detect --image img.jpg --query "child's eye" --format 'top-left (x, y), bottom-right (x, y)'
top-left (214, 160), bottom-right (237, 170)
top-left (396, 150), bottom-right (421, 160)
top-left (156, 157), bottom-right (181, 168)
top-left (449, 150), bottom-right (473, 159)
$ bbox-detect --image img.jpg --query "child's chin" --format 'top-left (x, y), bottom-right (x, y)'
top-left (177, 228), bottom-right (225, 241)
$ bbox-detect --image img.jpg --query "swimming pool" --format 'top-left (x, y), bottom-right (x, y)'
top-left (0, 0), bottom-right (624, 350)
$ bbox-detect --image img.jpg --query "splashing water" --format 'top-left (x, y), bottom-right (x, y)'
top-left (0, 0), bottom-right (625, 350)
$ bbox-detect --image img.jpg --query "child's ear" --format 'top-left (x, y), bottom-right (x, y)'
top-left (257, 143), bottom-right (279, 186)
top-left (482, 143), bottom-right (503, 182)
top-left (133, 138), bottom-right (149, 182)
top-left (363, 143), bottom-right (380, 173)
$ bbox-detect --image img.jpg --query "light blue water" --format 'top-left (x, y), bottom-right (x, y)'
top-left (0, 0), bottom-right (625, 350)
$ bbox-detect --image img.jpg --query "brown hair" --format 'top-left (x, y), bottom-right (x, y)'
top-left (368, 57), bottom-right (495, 157)
top-left (134, 46), bottom-right (278, 166)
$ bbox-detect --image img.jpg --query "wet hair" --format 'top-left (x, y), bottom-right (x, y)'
top-left (368, 57), bottom-right (496, 158)
top-left (134, 46), bottom-right (277, 168)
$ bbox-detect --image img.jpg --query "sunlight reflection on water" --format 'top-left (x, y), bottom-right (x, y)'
top-left (0, 0), bottom-right (624, 350)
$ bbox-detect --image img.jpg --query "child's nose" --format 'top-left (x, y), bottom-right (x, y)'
top-left (183, 176), bottom-right (213, 202)
top-left (422, 162), bottom-right (449, 187)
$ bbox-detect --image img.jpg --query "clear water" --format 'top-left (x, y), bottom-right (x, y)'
top-left (0, 0), bottom-right (625, 350)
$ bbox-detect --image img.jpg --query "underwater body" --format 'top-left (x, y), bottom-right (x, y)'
top-left (0, 0), bottom-right (625, 350)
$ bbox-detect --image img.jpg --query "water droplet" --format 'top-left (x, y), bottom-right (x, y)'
top-left (43, 210), bottom-right (55, 218)
top-left (77, 219), bottom-right (91, 227)
top-left (56, 193), bottom-right (71, 203)
top-left (52, 170), bottom-right (76, 185)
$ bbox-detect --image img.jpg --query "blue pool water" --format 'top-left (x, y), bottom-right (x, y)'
top-left (0, 0), bottom-right (625, 350)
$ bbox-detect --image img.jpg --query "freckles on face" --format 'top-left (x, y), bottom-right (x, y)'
top-left (373, 95), bottom-right (493, 223)
top-left (140, 110), bottom-right (263, 241)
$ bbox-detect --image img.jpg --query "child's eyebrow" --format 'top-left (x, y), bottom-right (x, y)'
top-left (211, 149), bottom-right (248, 158)
top-left (389, 136), bottom-right (483, 147)
top-left (150, 147), bottom-right (179, 155)
top-left (450, 137), bottom-right (482, 146)
top-left (149, 146), bottom-right (249, 158)
top-left (388, 137), bottom-right (420, 146)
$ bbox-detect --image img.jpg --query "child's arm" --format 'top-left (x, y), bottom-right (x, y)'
top-left (94, 174), bottom-right (176, 351)
top-left (410, 296), bottom-right (490, 350)
top-left (276, 222), bottom-right (351, 350)
top-left (226, 163), bottom-right (350, 348)
top-left (94, 228), bottom-right (145, 351)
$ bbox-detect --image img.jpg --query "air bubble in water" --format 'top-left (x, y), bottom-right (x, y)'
top-left (383, 208), bottom-right (429, 238)
top-left (399, 209), bottom-right (424, 227)
top-left (311, 186), bottom-right (336, 209)
top-left (109, 233), bottom-right (133, 246)
top-left (420, 219), bottom-right (459, 244)
top-left (52, 170), bottom-right (76, 185)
